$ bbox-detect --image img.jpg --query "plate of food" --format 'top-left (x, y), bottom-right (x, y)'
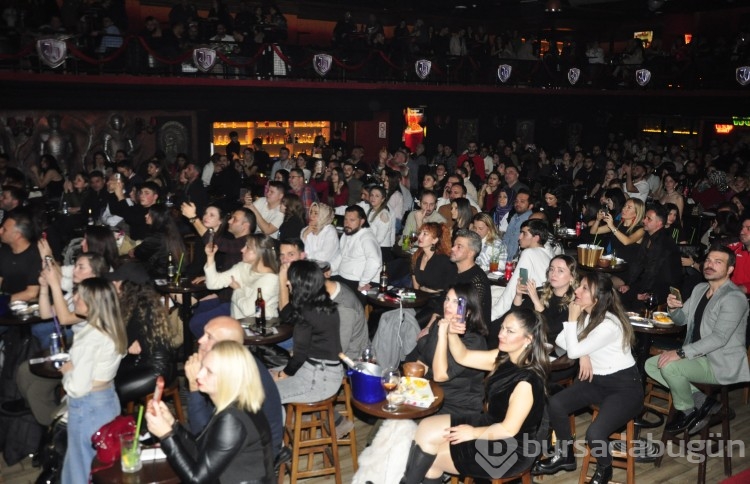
top-left (652, 312), bottom-right (674, 327)
top-left (399, 376), bottom-right (435, 408)
top-left (628, 315), bottom-right (653, 328)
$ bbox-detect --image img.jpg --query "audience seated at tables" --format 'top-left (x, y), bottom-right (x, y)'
top-left (301, 202), bottom-right (340, 265)
top-left (534, 273), bottom-right (643, 484)
top-left (449, 229), bottom-right (492, 325)
top-left (400, 307), bottom-right (547, 484)
top-left (130, 204), bottom-right (186, 279)
top-left (618, 204), bottom-right (682, 309)
top-left (493, 220), bottom-right (553, 332)
top-left (470, 212), bottom-right (507, 272)
top-left (146, 340), bottom-right (275, 484)
top-left (502, 189), bottom-right (535, 260)
top-left (589, 197), bottom-right (646, 288)
top-left (403, 284), bottom-right (488, 415)
top-left (107, 179), bottom-right (160, 241)
top-left (645, 246), bottom-right (749, 435)
top-left (0, 208), bottom-right (41, 304)
top-left (278, 194), bottom-right (306, 241)
top-left (542, 186), bottom-right (575, 229)
top-left (331, 205), bottom-right (382, 300)
top-left (450, 197), bottom-right (473, 238)
top-left (402, 190), bottom-right (446, 237)
top-left (245, 180), bottom-right (285, 239)
top-left (190, 233), bottom-right (279, 338)
top-left (185, 316), bottom-right (284, 461)
top-left (490, 186), bottom-right (514, 236)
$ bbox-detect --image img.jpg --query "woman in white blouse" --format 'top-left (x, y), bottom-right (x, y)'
top-left (190, 234), bottom-right (279, 337)
top-left (367, 185), bottom-right (395, 250)
top-left (300, 202), bottom-right (340, 264)
top-left (533, 272), bottom-right (643, 484)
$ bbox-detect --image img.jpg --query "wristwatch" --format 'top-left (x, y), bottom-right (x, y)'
top-left (676, 347), bottom-right (686, 359)
top-left (188, 217), bottom-right (197, 223)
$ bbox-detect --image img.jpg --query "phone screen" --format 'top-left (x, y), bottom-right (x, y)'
top-left (519, 268), bottom-right (528, 285)
top-left (669, 286), bottom-right (682, 302)
top-left (456, 297), bottom-right (467, 324)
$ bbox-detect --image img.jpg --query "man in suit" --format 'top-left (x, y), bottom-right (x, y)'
top-left (645, 245), bottom-right (750, 435)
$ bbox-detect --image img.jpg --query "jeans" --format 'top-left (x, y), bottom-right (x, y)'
top-left (548, 365), bottom-right (643, 467)
top-left (62, 385), bottom-right (120, 484)
top-left (274, 360), bottom-right (343, 404)
top-left (644, 354), bottom-right (717, 411)
top-left (189, 299), bottom-right (230, 338)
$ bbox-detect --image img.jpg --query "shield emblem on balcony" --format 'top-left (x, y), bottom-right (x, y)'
top-left (415, 59), bottom-right (432, 80)
top-left (736, 66), bottom-right (750, 86)
top-left (567, 67), bottom-right (581, 85)
top-left (193, 48), bottom-right (217, 72)
top-left (313, 54), bottom-right (333, 77)
top-left (497, 64), bottom-right (512, 83)
top-left (36, 38), bottom-right (67, 68)
top-left (635, 68), bottom-right (652, 86)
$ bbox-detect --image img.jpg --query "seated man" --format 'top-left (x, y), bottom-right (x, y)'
top-left (0, 208), bottom-right (41, 303)
top-left (331, 205), bottom-right (381, 302)
top-left (645, 246), bottom-right (750, 435)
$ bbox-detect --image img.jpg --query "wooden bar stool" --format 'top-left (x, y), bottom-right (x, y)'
top-left (125, 379), bottom-right (185, 424)
top-left (449, 468), bottom-right (533, 484)
top-left (578, 406), bottom-right (636, 484)
top-left (335, 377), bottom-right (358, 471)
top-left (278, 395), bottom-right (342, 484)
top-left (656, 385), bottom-right (732, 484)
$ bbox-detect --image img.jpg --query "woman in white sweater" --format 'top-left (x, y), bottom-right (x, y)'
top-left (367, 185), bottom-right (395, 248)
top-left (300, 202), bottom-right (340, 265)
top-left (189, 234), bottom-right (279, 337)
top-left (533, 272), bottom-right (643, 484)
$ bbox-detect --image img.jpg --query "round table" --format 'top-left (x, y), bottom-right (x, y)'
top-left (155, 281), bottom-right (207, 355)
top-left (487, 273), bottom-right (508, 287)
top-left (351, 381), bottom-right (444, 419)
top-left (29, 351), bottom-right (64, 379)
top-left (365, 288), bottom-right (431, 311)
top-left (577, 262), bottom-right (628, 274)
top-left (240, 318), bottom-right (293, 346)
top-left (91, 456), bottom-right (179, 484)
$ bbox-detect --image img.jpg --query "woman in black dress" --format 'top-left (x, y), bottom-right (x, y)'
top-left (399, 307), bottom-right (548, 483)
top-left (278, 193), bottom-right (305, 240)
top-left (411, 222), bottom-right (457, 326)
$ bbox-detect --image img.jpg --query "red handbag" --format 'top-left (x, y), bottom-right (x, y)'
top-left (91, 415), bottom-right (136, 464)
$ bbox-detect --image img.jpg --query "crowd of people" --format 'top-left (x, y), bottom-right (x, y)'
top-left (0, 119), bottom-right (749, 483)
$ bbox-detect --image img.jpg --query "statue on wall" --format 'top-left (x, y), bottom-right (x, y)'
top-left (38, 113), bottom-right (75, 175)
top-left (158, 121), bottom-right (188, 167)
top-left (101, 114), bottom-right (135, 163)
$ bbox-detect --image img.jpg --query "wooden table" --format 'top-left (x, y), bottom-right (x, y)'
top-left (155, 281), bottom-right (207, 355)
top-left (577, 262), bottom-right (628, 274)
top-left (239, 317), bottom-right (293, 346)
top-left (365, 288), bottom-right (431, 311)
top-left (91, 456), bottom-right (179, 484)
top-left (632, 321), bottom-right (685, 378)
top-left (351, 381), bottom-right (444, 419)
top-left (29, 350), bottom-right (64, 379)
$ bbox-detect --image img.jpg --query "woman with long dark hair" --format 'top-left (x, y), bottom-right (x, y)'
top-left (131, 204), bottom-right (185, 278)
top-left (478, 171), bottom-right (502, 212)
top-left (383, 169), bottom-right (405, 229)
top-left (367, 185), bottom-right (395, 250)
top-left (533, 273), bottom-right (642, 484)
top-left (81, 225), bottom-right (121, 269)
top-left (450, 198), bottom-right (473, 237)
top-left (278, 193), bottom-right (306, 241)
top-left (272, 260), bottom-right (343, 404)
top-left (328, 166), bottom-right (349, 208)
top-left (542, 187), bottom-right (574, 229)
top-left (30, 154), bottom-right (64, 200)
top-left (146, 341), bottom-right (274, 483)
top-left (404, 284), bottom-right (488, 415)
top-left (400, 307), bottom-right (548, 484)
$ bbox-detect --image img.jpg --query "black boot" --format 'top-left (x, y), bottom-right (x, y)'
top-left (399, 442), bottom-right (437, 484)
top-left (589, 463), bottom-right (613, 484)
top-left (532, 441), bottom-right (576, 475)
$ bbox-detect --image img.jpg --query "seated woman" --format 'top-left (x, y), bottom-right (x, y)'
top-left (542, 187), bottom-right (574, 229)
top-left (301, 202), bottom-right (340, 265)
top-left (478, 171), bottom-right (502, 213)
top-left (30, 154), bottom-right (64, 201)
top-left (404, 284), bottom-right (487, 415)
top-left (131, 204), bottom-right (185, 279)
top-left (490, 187), bottom-right (515, 236)
top-left (589, 197), bottom-right (645, 288)
top-left (513, 254), bottom-right (579, 382)
top-left (399, 308), bottom-right (548, 484)
top-left (190, 234), bottom-right (279, 338)
top-left (470, 213), bottom-right (508, 272)
top-left (533, 272), bottom-right (643, 484)
top-left (146, 341), bottom-right (274, 484)
top-left (272, 260), bottom-right (343, 406)
top-left (411, 222), bottom-right (456, 326)
top-left (450, 198), bottom-right (473, 238)
top-left (367, 185), bottom-right (396, 260)
top-left (111, 263), bottom-right (179, 404)
top-left (328, 167), bottom-right (349, 208)
top-left (278, 194), bottom-right (305, 241)
top-left (663, 202), bottom-right (684, 243)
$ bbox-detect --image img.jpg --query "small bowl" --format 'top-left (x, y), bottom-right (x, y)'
top-left (596, 257), bottom-right (611, 268)
top-left (402, 362), bottom-right (426, 378)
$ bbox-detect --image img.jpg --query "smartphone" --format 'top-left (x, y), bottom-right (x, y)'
top-left (669, 286), bottom-right (682, 303)
top-left (519, 268), bottom-right (529, 285)
top-left (150, 376), bottom-right (165, 415)
top-left (44, 255), bottom-right (53, 269)
top-left (601, 205), bottom-right (609, 215)
top-left (207, 228), bottom-right (215, 248)
top-left (456, 297), bottom-right (467, 324)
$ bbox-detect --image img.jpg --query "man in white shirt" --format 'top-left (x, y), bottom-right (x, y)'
top-left (331, 205), bottom-right (382, 301)
top-left (270, 148), bottom-right (295, 179)
top-left (455, 166), bottom-right (478, 204)
top-left (245, 181), bottom-right (285, 238)
top-left (624, 162), bottom-right (650, 202)
top-left (495, 219), bottom-right (552, 317)
top-left (201, 153), bottom-right (219, 187)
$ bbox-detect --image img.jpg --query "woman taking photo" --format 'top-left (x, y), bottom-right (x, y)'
top-left (403, 284), bottom-right (488, 415)
top-left (490, 187), bottom-right (514, 235)
top-left (399, 307), bottom-right (548, 484)
top-left (328, 166), bottom-right (349, 208)
top-left (533, 273), bottom-right (642, 484)
top-left (478, 171), bottom-right (502, 212)
top-left (471, 213), bottom-right (507, 272)
top-left (301, 202), bottom-right (340, 265)
top-left (589, 197), bottom-right (645, 287)
top-left (367, 185), bottom-right (396, 258)
top-left (62, 278), bottom-right (127, 484)
top-left (146, 341), bottom-right (274, 484)
top-left (131, 204), bottom-right (186, 279)
top-left (190, 234), bottom-right (279, 338)
top-left (273, 260), bottom-right (343, 405)
top-left (278, 194), bottom-right (306, 241)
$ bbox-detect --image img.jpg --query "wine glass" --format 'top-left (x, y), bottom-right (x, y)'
top-left (361, 344), bottom-right (376, 364)
top-left (381, 367), bottom-right (401, 412)
top-left (645, 293), bottom-right (658, 319)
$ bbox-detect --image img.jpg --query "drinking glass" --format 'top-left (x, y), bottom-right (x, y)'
top-left (120, 433), bottom-right (142, 473)
top-left (645, 293), bottom-right (658, 319)
top-left (381, 367), bottom-right (401, 412)
top-left (361, 344), bottom-right (376, 364)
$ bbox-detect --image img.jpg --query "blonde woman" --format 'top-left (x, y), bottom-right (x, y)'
top-left (470, 213), bottom-right (508, 272)
top-left (301, 202), bottom-right (340, 264)
top-left (62, 278), bottom-right (127, 484)
top-left (146, 341), bottom-right (274, 483)
top-left (589, 197), bottom-right (645, 287)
